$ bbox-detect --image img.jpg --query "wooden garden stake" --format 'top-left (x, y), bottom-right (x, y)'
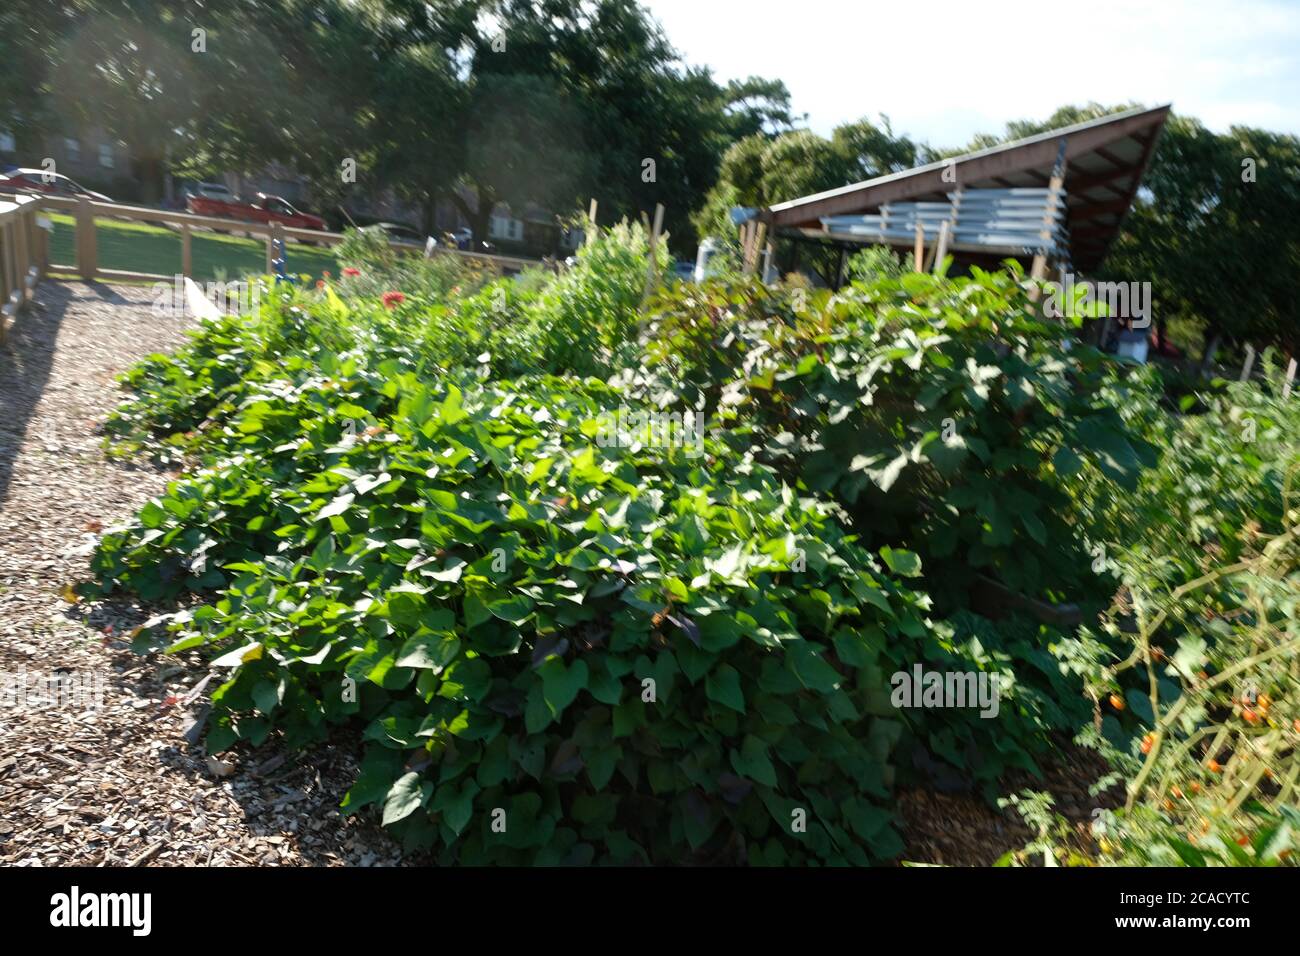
top-left (641, 202), bottom-right (664, 305)
top-left (913, 222), bottom-right (924, 271)
top-left (1240, 344), bottom-right (1255, 382)
top-left (1284, 357), bottom-right (1297, 399)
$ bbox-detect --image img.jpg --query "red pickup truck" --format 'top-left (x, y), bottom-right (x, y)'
top-left (186, 191), bottom-right (327, 231)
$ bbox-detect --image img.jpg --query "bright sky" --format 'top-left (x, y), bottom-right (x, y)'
top-left (643, 0), bottom-right (1300, 148)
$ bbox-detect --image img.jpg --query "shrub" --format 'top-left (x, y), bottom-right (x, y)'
top-left (95, 286), bottom-right (942, 865)
top-left (333, 225), bottom-right (494, 305)
top-left (633, 265), bottom-right (1156, 610)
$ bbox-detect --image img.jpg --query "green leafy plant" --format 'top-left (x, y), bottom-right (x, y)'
top-left (94, 267), bottom-right (946, 865)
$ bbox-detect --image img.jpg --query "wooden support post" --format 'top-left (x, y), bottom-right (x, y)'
top-left (923, 226), bottom-right (940, 273)
top-left (913, 223), bottom-right (924, 271)
top-left (1283, 357), bottom-right (1297, 399)
top-left (76, 195), bottom-right (97, 282)
top-left (0, 222), bottom-right (13, 314)
top-left (587, 198), bottom-right (598, 245)
top-left (13, 208), bottom-right (29, 305)
top-left (752, 222), bottom-right (767, 276)
top-left (0, 224), bottom-right (10, 344)
top-left (265, 231), bottom-right (274, 275)
top-left (932, 220), bottom-right (952, 274)
top-left (1029, 138), bottom-right (1068, 300)
top-left (35, 210), bottom-right (49, 277)
top-left (181, 223), bottom-right (193, 278)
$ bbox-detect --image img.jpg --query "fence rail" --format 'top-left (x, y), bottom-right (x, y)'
top-left (23, 193), bottom-right (540, 285)
top-left (0, 194), bottom-right (46, 343)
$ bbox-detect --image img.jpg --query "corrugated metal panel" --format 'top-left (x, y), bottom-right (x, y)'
top-left (821, 187), bottom-right (1069, 258)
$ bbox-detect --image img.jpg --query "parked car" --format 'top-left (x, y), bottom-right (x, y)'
top-left (186, 181), bottom-right (235, 202)
top-left (373, 221), bottom-right (426, 244)
top-left (0, 167), bottom-right (112, 202)
top-left (186, 191), bottom-right (327, 231)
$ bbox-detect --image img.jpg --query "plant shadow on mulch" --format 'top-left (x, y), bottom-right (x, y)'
top-left (895, 735), bottom-right (1125, 867)
top-left (0, 281), bottom-right (149, 506)
top-left (0, 297), bottom-right (62, 507)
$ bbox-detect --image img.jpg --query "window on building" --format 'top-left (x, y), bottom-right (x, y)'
top-left (489, 213), bottom-right (524, 242)
top-left (64, 137), bottom-right (80, 162)
top-left (0, 130), bottom-right (15, 153)
top-left (98, 143), bottom-right (114, 169)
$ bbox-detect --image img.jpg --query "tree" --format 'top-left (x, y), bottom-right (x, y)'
top-left (13, 0), bottom-right (793, 258)
top-left (692, 116), bottom-right (923, 272)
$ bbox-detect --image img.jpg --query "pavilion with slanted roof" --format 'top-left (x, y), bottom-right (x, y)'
top-left (743, 104), bottom-right (1171, 285)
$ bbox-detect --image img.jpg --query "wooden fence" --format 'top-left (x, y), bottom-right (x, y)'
top-left (0, 194), bottom-right (46, 343)
top-left (21, 193), bottom-right (540, 285)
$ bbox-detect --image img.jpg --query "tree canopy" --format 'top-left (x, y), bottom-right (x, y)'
top-left (4, 0), bottom-right (795, 251)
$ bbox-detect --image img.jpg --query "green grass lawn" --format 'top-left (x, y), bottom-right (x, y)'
top-left (48, 212), bottom-right (341, 284)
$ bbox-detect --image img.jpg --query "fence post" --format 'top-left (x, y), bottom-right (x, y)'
top-left (641, 203), bottom-right (664, 304)
top-left (181, 223), bottom-right (193, 278)
top-left (270, 222), bottom-right (286, 278)
top-left (0, 221), bottom-right (13, 338)
top-left (76, 196), bottom-right (97, 281)
top-left (14, 206), bottom-right (30, 306)
top-left (265, 228), bottom-right (274, 275)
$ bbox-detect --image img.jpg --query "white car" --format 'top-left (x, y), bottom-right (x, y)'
top-left (188, 181), bottom-right (235, 201)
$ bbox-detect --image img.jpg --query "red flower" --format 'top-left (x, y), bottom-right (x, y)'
top-left (343, 267), bottom-right (361, 277)
top-left (381, 291), bottom-right (406, 309)
top-left (316, 279), bottom-right (326, 288)
top-left (323, 270), bottom-right (332, 278)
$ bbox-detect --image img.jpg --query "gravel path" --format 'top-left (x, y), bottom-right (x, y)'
top-left (0, 281), bottom-right (403, 866)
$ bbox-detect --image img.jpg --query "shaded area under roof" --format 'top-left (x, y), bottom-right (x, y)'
top-left (764, 104), bottom-right (1171, 273)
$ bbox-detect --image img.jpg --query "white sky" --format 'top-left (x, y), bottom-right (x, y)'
top-left (643, 0), bottom-right (1300, 147)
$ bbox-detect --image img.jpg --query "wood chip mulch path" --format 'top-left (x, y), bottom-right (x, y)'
top-left (0, 280), bottom-right (406, 866)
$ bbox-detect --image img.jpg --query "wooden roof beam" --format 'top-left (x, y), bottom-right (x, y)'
top-left (767, 105), bottom-right (1170, 228)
